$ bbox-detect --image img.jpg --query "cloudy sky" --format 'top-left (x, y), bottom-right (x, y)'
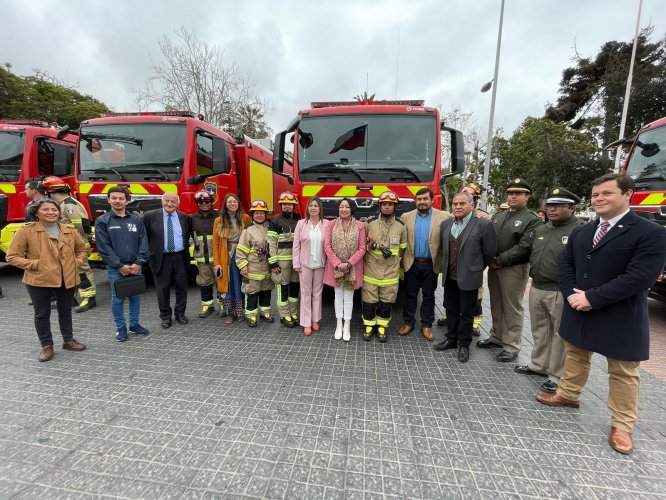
top-left (2, 0), bottom-right (664, 138)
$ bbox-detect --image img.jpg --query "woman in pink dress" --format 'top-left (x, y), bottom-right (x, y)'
top-left (293, 197), bottom-right (329, 336)
top-left (324, 198), bottom-right (366, 341)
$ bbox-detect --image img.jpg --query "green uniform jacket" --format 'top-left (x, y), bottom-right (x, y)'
top-left (529, 216), bottom-right (583, 291)
top-left (491, 207), bottom-right (540, 266)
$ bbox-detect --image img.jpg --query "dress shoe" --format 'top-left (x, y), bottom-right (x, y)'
top-left (536, 392), bottom-right (579, 408)
top-left (421, 327), bottom-right (433, 341)
top-left (223, 315), bottom-right (234, 325)
top-left (514, 365), bottom-right (547, 376)
top-left (540, 380), bottom-right (558, 393)
top-left (398, 324), bottom-right (413, 336)
top-left (304, 327), bottom-right (312, 336)
top-left (496, 350), bottom-right (517, 362)
top-left (457, 346), bottom-right (469, 363)
top-left (434, 339), bottom-right (458, 351)
top-left (476, 338), bottom-right (503, 349)
top-left (609, 427), bottom-right (634, 454)
top-left (38, 345), bottom-right (54, 362)
top-left (312, 323), bottom-right (320, 332)
top-left (175, 314), bottom-right (189, 325)
top-left (62, 339), bottom-right (86, 351)
top-left (161, 318), bottom-right (172, 329)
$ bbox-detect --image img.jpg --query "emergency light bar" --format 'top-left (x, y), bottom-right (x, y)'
top-left (0, 119), bottom-right (50, 127)
top-left (311, 100), bottom-right (425, 108)
top-left (100, 110), bottom-right (196, 118)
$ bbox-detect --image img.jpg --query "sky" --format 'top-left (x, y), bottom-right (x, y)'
top-left (2, 0), bottom-right (665, 139)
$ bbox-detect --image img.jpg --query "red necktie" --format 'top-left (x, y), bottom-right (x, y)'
top-left (593, 221), bottom-right (610, 247)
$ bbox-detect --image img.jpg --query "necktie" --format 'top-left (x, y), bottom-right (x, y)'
top-left (593, 221), bottom-right (609, 247)
top-left (167, 214), bottom-right (175, 252)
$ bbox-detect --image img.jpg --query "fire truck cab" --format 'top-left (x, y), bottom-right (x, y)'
top-left (271, 100), bottom-right (464, 218)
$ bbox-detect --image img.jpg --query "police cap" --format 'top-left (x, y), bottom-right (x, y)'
top-left (506, 178), bottom-right (532, 194)
top-left (546, 187), bottom-right (580, 205)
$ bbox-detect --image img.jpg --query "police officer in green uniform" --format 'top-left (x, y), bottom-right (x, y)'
top-left (514, 187), bottom-right (583, 392)
top-left (478, 178), bottom-right (541, 362)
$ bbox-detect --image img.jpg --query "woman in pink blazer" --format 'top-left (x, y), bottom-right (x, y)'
top-left (293, 197), bottom-right (329, 336)
top-left (324, 198), bottom-right (366, 341)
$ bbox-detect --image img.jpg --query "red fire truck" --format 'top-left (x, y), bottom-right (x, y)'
top-left (0, 120), bottom-right (77, 259)
top-left (66, 111), bottom-right (279, 220)
top-left (611, 116), bottom-right (666, 300)
top-left (271, 100), bottom-right (464, 218)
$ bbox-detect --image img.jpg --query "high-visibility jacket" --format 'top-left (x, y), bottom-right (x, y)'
top-left (191, 209), bottom-right (220, 264)
top-left (363, 216), bottom-right (407, 287)
top-left (236, 221), bottom-right (271, 281)
top-left (267, 212), bottom-right (299, 269)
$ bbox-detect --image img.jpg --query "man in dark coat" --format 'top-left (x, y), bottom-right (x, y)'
top-left (537, 173), bottom-right (666, 455)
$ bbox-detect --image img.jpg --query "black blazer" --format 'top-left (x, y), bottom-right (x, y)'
top-left (143, 209), bottom-right (192, 274)
top-left (559, 210), bottom-right (666, 361)
top-left (440, 216), bottom-right (497, 291)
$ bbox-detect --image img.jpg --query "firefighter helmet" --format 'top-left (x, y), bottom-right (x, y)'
top-left (249, 199), bottom-right (269, 212)
top-left (41, 176), bottom-right (70, 193)
top-left (377, 191), bottom-right (399, 204)
top-left (194, 190), bottom-right (214, 204)
top-left (278, 191), bottom-right (298, 205)
top-left (462, 183), bottom-right (482, 199)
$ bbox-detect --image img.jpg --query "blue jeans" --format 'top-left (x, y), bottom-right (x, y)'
top-left (107, 267), bottom-right (142, 330)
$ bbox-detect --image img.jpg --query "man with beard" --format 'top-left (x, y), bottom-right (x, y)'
top-left (267, 192), bottom-right (300, 328)
top-left (191, 190), bottom-right (221, 318)
top-left (514, 187), bottom-right (583, 393)
top-left (362, 191), bottom-right (407, 343)
top-left (399, 188), bottom-right (450, 341)
top-left (478, 178), bottom-right (540, 362)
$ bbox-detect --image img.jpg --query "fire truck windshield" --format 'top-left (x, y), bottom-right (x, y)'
top-left (626, 126), bottom-right (666, 184)
top-left (296, 114), bottom-right (437, 182)
top-left (78, 124), bottom-right (186, 181)
top-left (0, 131), bottom-right (24, 180)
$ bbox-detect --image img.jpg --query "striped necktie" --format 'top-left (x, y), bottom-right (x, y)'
top-left (167, 214), bottom-right (175, 252)
top-left (593, 221), bottom-right (609, 247)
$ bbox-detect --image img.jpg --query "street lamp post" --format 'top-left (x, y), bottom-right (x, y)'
top-left (480, 0), bottom-right (505, 212)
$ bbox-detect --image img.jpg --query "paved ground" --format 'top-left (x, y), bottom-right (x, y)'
top-left (1, 263), bottom-right (666, 499)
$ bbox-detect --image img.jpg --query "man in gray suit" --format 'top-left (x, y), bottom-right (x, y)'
top-left (435, 193), bottom-right (497, 362)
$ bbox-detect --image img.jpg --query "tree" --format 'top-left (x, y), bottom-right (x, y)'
top-left (492, 117), bottom-right (610, 208)
top-left (0, 67), bottom-right (109, 128)
top-left (353, 91), bottom-right (376, 103)
top-left (545, 28), bottom-right (666, 153)
top-left (232, 105), bottom-right (271, 142)
top-left (134, 27), bottom-right (271, 139)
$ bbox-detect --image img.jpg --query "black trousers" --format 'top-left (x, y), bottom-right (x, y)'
top-left (246, 290), bottom-right (272, 312)
top-left (362, 301), bottom-right (392, 321)
top-left (200, 284), bottom-right (214, 303)
top-left (403, 260), bottom-right (438, 327)
top-left (153, 253), bottom-right (189, 319)
top-left (26, 284), bottom-right (76, 347)
top-left (443, 278), bottom-right (478, 347)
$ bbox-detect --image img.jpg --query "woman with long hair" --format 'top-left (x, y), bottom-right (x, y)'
top-left (323, 198), bottom-right (366, 341)
top-left (293, 197), bottom-right (329, 336)
top-left (6, 199), bottom-right (88, 361)
top-left (213, 193), bottom-right (251, 324)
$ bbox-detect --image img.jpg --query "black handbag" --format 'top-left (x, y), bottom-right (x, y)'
top-left (113, 274), bottom-right (147, 298)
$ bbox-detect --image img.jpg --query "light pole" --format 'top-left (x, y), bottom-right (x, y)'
top-left (480, 0), bottom-right (505, 211)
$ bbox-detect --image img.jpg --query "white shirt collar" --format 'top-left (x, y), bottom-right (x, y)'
top-left (599, 209), bottom-right (630, 229)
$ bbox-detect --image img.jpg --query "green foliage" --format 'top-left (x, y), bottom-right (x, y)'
top-left (491, 117), bottom-right (610, 208)
top-left (0, 67), bottom-right (109, 128)
top-left (353, 92), bottom-right (376, 103)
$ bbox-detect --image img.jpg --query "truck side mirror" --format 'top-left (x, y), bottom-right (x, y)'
top-left (440, 124), bottom-right (464, 175)
top-left (273, 130), bottom-right (287, 174)
top-left (56, 126), bottom-right (70, 140)
top-left (212, 137), bottom-right (230, 174)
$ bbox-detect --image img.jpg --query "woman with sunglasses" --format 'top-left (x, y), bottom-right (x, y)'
top-left (213, 193), bottom-right (251, 324)
top-left (292, 197), bottom-right (329, 336)
top-left (6, 199), bottom-right (89, 361)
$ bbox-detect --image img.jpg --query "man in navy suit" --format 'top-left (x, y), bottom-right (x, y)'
top-left (434, 192), bottom-right (496, 362)
top-left (537, 173), bottom-right (666, 454)
top-left (143, 192), bottom-right (192, 329)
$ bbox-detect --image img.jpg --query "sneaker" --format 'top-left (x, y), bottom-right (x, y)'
top-left (129, 324), bottom-right (150, 336)
top-left (75, 297), bottom-right (97, 313)
top-left (116, 326), bottom-right (128, 343)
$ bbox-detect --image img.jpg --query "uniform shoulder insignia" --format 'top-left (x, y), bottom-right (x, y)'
top-left (395, 217), bottom-right (405, 226)
top-left (63, 198), bottom-right (76, 205)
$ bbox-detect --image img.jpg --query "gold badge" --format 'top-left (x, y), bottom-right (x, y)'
top-left (514, 178), bottom-right (520, 183)
top-left (553, 188), bottom-right (560, 194)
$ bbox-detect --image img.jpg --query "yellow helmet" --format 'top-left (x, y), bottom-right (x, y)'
top-left (249, 199), bottom-right (269, 212)
top-left (377, 191), bottom-right (399, 204)
top-left (278, 191), bottom-right (298, 205)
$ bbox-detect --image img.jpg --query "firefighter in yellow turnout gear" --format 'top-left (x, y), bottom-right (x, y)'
top-left (236, 200), bottom-right (275, 327)
top-left (267, 192), bottom-right (300, 328)
top-left (362, 191), bottom-right (407, 342)
top-left (191, 190), bottom-right (220, 318)
top-left (42, 176), bottom-right (96, 313)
